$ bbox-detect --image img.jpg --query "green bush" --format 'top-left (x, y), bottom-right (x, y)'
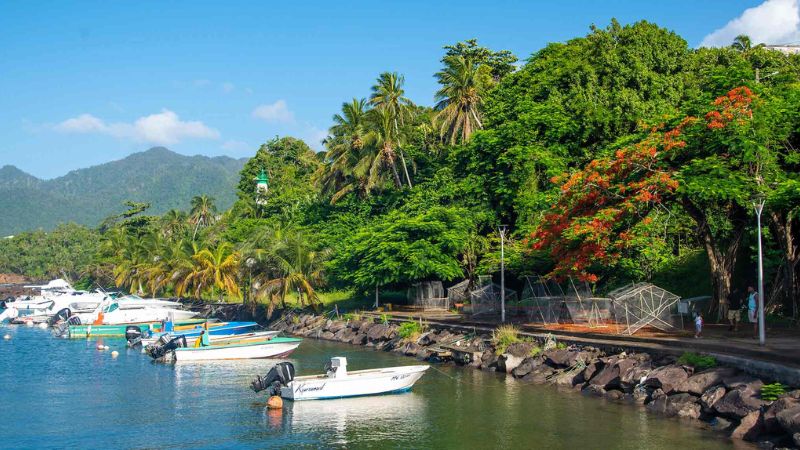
top-left (492, 324), bottom-right (521, 355)
top-left (761, 383), bottom-right (786, 401)
top-left (529, 346), bottom-right (543, 357)
top-left (677, 352), bottom-right (717, 370)
top-left (397, 321), bottom-right (424, 340)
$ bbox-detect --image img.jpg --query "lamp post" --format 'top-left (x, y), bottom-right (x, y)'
top-left (753, 197), bottom-right (766, 346)
top-left (499, 225), bottom-right (508, 323)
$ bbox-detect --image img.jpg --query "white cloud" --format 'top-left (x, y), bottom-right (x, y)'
top-left (222, 82), bottom-right (235, 93)
top-left (301, 125), bottom-right (328, 151)
top-left (700, 0), bottom-right (800, 47)
top-left (252, 100), bottom-right (295, 124)
top-left (53, 110), bottom-right (220, 145)
top-left (221, 139), bottom-right (250, 153)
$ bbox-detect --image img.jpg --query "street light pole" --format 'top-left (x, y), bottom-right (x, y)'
top-left (499, 225), bottom-right (508, 323)
top-left (754, 198), bottom-right (766, 346)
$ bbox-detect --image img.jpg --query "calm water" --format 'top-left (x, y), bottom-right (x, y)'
top-left (0, 325), bottom-right (743, 449)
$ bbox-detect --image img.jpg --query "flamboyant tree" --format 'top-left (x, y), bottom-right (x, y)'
top-left (530, 87), bottom-right (761, 308)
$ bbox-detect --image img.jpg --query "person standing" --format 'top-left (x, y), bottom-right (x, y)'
top-left (746, 286), bottom-right (759, 338)
top-left (694, 311), bottom-right (703, 338)
top-left (727, 288), bottom-right (742, 332)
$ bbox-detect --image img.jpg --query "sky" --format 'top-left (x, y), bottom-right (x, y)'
top-left (1, 0), bottom-right (797, 179)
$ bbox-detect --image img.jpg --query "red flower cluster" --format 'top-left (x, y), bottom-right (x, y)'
top-left (706, 87), bottom-right (755, 130)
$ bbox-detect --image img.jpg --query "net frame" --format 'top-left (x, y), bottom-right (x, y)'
top-left (407, 281), bottom-right (449, 310)
top-left (607, 282), bottom-right (682, 335)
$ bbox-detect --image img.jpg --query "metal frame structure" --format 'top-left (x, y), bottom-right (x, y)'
top-left (607, 283), bottom-right (682, 335)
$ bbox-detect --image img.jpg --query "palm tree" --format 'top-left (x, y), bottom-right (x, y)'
top-left (246, 226), bottom-right (327, 316)
top-left (175, 242), bottom-right (241, 300)
top-left (731, 35), bottom-right (752, 52)
top-left (316, 98), bottom-right (370, 202)
top-left (363, 107), bottom-right (404, 189)
top-left (189, 195), bottom-right (217, 240)
top-left (434, 55), bottom-right (484, 144)
top-left (369, 72), bottom-right (414, 188)
top-left (160, 209), bottom-right (188, 238)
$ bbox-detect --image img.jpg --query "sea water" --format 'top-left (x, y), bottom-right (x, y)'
top-left (0, 326), bottom-right (743, 449)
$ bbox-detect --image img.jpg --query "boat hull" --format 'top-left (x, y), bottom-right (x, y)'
top-left (67, 319), bottom-right (207, 338)
top-left (282, 365), bottom-right (429, 401)
top-left (173, 337), bottom-right (301, 361)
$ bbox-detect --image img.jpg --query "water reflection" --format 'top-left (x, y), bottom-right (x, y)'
top-left (283, 393), bottom-right (426, 446)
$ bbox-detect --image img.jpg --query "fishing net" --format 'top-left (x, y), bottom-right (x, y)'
top-left (407, 281), bottom-right (449, 310)
top-left (607, 283), bottom-right (682, 335)
top-left (469, 278), bottom-right (518, 317)
top-left (519, 275), bottom-right (563, 324)
top-left (446, 279), bottom-right (471, 306)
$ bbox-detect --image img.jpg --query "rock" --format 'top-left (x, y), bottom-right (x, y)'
top-left (710, 417), bottom-right (734, 432)
top-left (700, 385), bottom-right (727, 412)
top-left (676, 367), bottom-right (737, 395)
top-left (500, 354), bottom-right (526, 374)
top-left (480, 349), bottom-right (500, 370)
top-left (644, 365), bottom-right (689, 394)
top-left (582, 384), bottom-right (606, 397)
top-left (349, 333), bottom-right (367, 345)
top-left (327, 321), bottom-right (345, 333)
top-left (619, 362), bottom-right (653, 392)
top-left (605, 389), bottom-right (625, 401)
top-left (730, 410), bottom-right (764, 441)
top-left (794, 432), bottom-right (800, 447)
top-left (366, 324), bottom-right (392, 342)
top-left (544, 349), bottom-right (576, 368)
top-left (401, 342), bottom-right (421, 357)
top-left (523, 365), bottom-right (555, 384)
top-left (582, 362), bottom-right (601, 382)
top-left (776, 406), bottom-right (800, 434)
top-left (590, 358), bottom-right (639, 390)
top-left (511, 357), bottom-right (541, 378)
top-left (715, 388), bottom-right (766, 419)
top-left (319, 331), bottom-right (335, 340)
top-left (723, 375), bottom-right (764, 391)
top-left (648, 393), bottom-right (700, 419)
top-left (764, 398), bottom-right (800, 433)
top-left (505, 342), bottom-right (535, 358)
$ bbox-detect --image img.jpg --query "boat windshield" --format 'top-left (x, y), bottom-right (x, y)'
top-left (103, 303), bottom-right (120, 313)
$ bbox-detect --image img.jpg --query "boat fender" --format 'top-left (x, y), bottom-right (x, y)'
top-left (3, 334), bottom-right (10, 340)
top-left (267, 396), bottom-right (283, 409)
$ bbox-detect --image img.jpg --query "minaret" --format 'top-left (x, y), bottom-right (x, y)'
top-left (255, 168), bottom-right (269, 205)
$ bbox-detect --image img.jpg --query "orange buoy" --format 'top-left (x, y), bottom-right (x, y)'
top-left (267, 395), bottom-right (283, 410)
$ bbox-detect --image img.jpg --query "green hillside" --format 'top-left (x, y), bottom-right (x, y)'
top-left (0, 147), bottom-right (245, 235)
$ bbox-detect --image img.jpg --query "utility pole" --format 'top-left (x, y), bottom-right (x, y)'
top-left (499, 225), bottom-right (508, 323)
top-left (754, 198), bottom-right (766, 346)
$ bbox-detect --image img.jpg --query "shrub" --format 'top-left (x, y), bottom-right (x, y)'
top-left (342, 311), bottom-right (363, 322)
top-left (379, 313), bottom-right (390, 325)
top-left (556, 341), bottom-right (568, 350)
top-left (677, 352), bottom-right (717, 370)
top-left (397, 321), bottom-right (424, 341)
top-left (492, 324), bottom-right (521, 355)
top-left (761, 383), bottom-right (786, 401)
top-left (529, 346), bottom-right (543, 357)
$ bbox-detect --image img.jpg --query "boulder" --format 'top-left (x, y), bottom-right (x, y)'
top-left (764, 397), bottom-right (800, 433)
top-left (776, 406), bottom-right (800, 434)
top-left (582, 361), bottom-right (601, 383)
top-left (619, 362), bottom-right (653, 392)
top-left (723, 374), bottom-right (763, 391)
top-left (480, 349), bottom-right (499, 371)
top-left (500, 354), bottom-right (526, 374)
top-left (710, 417), bottom-right (734, 432)
top-left (366, 324), bottom-right (392, 342)
top-left (327, 321), bottom-right (345, 333)
top-left (544, 349), bottom-right (577, 368)
top-left (359, 321), bottom-right (375, 334)
top-left (730, 410), bottom-right (765, 441)
top-left (401, 342), bottom-right (421, 357)
top-left (648, 393), bottom-right (701, 419)
top-left (590, 358), bottom-right (639, 390)
top-left (676, 367), bottom-right (737, 395)
top-left (319, 331), bottom-right (335, 340)
top-left (511, 357), bottom-right (541, 378)
top-left (523, 365), bottom-right (555, 384)
top-left (795, 433), bottom-right (800, 447)
top-left (506, 342), bottom-right (535, 358)
top-left (349, 333), bottom-right (367, 345)
top-left (582, 384), bottom-right (607, 397)
top-left (644, 365), bottom-right (689, 394)
top-left (605, 389), bottom-right (625, 401)
top-left (700, 385), bottom-right (727, 412)
top-left (715, 388), bottom-right (766, 419)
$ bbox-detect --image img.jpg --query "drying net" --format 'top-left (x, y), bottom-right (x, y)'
top-left (519, 275), bottom-right (563, 324)
top-left (518, 276), bottom-right (614, 327)
top-left (607, 283), bottom-right (682, 335)
top-left (407, 281), bottom-right (449, 310)
top-left (469, 277), bottom-right (518, 317)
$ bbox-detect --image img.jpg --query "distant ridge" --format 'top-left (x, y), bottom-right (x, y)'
top-left (0, 147), bottom-right (247, 235)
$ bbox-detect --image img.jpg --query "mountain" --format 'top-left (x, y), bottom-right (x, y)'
top-left (0, 147), bottom-right (247, 235)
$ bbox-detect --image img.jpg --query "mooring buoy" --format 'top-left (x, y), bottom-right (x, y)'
top-left (267, 395), bottom-right (283, 410)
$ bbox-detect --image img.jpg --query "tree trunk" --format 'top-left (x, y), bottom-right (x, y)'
top-left (682, 200), bottom-right (746, 315)
top-left (384, 147), bottom-right (403, 188)
top-left (769, 210), bottom-right (799, 319)
top-left (398, 150), bottom-right (413, 188)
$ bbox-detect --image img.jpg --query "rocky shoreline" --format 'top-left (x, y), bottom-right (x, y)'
top-left (267, 311), bottom-right (800, 449)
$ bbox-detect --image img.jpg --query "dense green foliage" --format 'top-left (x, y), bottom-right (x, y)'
top-left (677, 352), bottom-right (717, 370)
top-left (0, 147), bottom-right (244, 236)
top-left (761, 383), bottom-right (786, 401)
top-left (2, 21), bottom-right (799, 321)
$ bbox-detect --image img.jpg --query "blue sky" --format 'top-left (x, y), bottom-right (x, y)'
top-left (0, 0), bottom-right (784, 178)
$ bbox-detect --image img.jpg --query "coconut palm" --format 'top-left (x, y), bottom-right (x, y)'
top-left (731, 34), bottom-right (752, 52)
top-left (189, 195), bottom-right (217, 240)
top-left (316, 98), bottom-right (370, 202)
top-left (434, 55), bottom-right (484, 144)
top-left (363, 107), bottom-right (404, 189)
top-left (369, 72), bottom-right (414, 187)
top-left (160, 209), bottom-right (188, 238)
top-left (246, 226), bottom-right (327, 316)
top-left (175, 242), bottom-right (241, 300)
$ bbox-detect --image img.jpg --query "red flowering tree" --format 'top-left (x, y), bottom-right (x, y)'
top-left (530, 87), bottom-right (758, 298)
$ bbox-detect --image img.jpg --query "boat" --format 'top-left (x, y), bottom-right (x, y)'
top-left (138, 321), bottom-right (261, 346)
top-left (250, 357), bottom-right (429, 401)
top-left (4, 280), bottom-right (104, 318)
top-left (146, 334), bottom-right (301, 362)
top-left (86, 299), bottom-right (197, 325)
top-left (141, 330), bottom-right (279, 348)
top-left (63, 319), bottom-right (208, 338)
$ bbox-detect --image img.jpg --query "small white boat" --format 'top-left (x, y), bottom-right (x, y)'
top-left (147, 334), bottom-right (301, 362)
top-left (251, 357), bottom-right (429, 401)
top-left (140, 330), bottom-right (279, 347)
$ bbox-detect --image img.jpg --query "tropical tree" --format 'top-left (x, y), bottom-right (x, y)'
top-left (175, 242), bottom-right (241, 300)
top-left (435, 54), bottom-right (484, 144)
top-left (363, 107), bottom-right (405, 189)
top-left (369, 72), bottom-right (414, 187)
top-left (190, 195), bottom-right (217, 240)
top-left (731, 34), bottom-right (752, 52)
top-left (317, 98), bottom-right (370, 202)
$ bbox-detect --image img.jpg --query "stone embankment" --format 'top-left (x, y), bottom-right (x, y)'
top-left (270, 312), bottom-right (800, 448)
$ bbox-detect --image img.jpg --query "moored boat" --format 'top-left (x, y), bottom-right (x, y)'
top-left (138, 321), bottom-right (261, 346)
top-left (147, 334), bottom-right (301, 362)
top-left (251, 357), bottom-right (429, 401)
top-left (63, 319), bottom-right (208, 338)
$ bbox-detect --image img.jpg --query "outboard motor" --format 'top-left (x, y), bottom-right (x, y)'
top-left (145, 334), bottom-right (188, 360)
top-left (251, 362), bottom-right (295, 396)
top-left (125, 326), bottom-right (144, 347)
top-left (53, 315), bottom-right (81, 337)
top-left (48, 308), bottom-right (72, 326)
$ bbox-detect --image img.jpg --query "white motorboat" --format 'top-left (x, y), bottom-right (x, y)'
top-left (251, 357), bottom-right (429, 401)
top-left (140, 330), bottom-right (278, 347)
top-left (4, 279), bottom-right (82, 316)
top-left (147, 334), bottom-right (301, 362)
top-left (93, 299), bottom-right (197, 325)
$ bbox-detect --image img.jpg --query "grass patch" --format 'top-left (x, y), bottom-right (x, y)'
top-left (677, 352), bottom-right (717, 370)
top-left (341, 310), bottom-right (364, 322)
top-left (492, 324), bottom-right (521, 355)
top-left (397, 321), bottom-right (425, 342)
top-left (529, 345), bottom-right (543, 357)
top-left (761, 383), bottom-right (786, 401)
